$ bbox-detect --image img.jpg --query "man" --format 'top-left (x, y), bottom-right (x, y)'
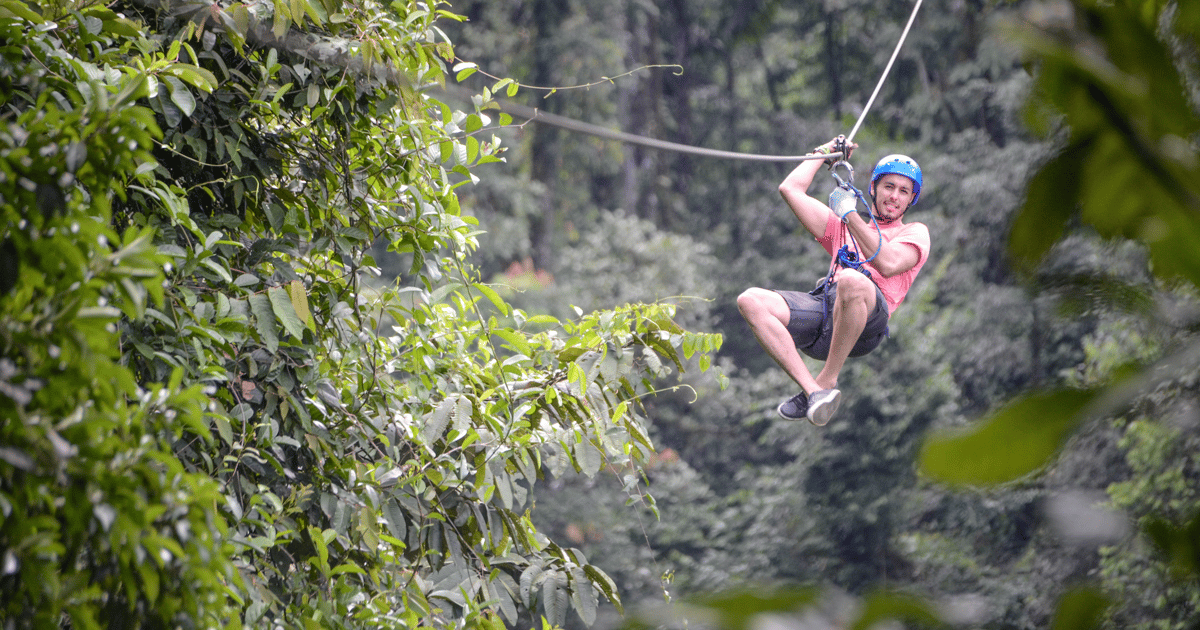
top-left (737, 137), bottom-right (931, 426)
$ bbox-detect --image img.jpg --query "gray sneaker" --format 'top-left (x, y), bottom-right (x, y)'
top-left (806, 389), bottom-right (841, 426)
top-left (776, 392), bottom-right (809, 420)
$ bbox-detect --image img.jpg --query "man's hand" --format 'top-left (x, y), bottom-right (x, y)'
top-left (810, 135), bottom-right (857, 165)
top-left (833, 193), bottom-right (858, 221)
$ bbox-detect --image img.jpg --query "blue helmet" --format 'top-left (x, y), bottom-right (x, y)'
top-left (871, 154), bottom-right (923, 206)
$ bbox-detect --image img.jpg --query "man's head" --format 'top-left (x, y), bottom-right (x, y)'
top-left (869, 154), bottom-right (922, 223)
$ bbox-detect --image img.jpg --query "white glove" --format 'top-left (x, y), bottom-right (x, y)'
top-left (834, 195), bottom-right (857, 221)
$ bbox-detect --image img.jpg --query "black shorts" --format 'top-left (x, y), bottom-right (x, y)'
top-left (774, 276), bottom-right (889, 361)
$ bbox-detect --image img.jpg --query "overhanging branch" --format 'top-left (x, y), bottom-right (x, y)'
top-left (127, 0), bottom-right (415, 87)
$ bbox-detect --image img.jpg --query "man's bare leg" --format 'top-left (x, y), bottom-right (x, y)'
top-left (736, 288), bottom-right (821, 394)
top-left (814, 269), bottom-right (875, 390)
top-left (794, 270), bottom-right (874, 425)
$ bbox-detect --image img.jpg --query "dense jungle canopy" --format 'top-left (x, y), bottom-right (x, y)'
top-left (2, 0), bottom-right (1200, 629)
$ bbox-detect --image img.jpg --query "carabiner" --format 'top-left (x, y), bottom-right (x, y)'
top-left (831, 160), bottom-right (855, 190)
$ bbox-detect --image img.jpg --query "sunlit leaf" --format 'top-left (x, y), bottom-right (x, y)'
top-left (422, 397), bottom-right (454, 443)
top-left (285, 279), bottom-right (315, 331)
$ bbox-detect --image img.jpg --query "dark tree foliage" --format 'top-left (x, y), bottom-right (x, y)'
top-left (0, 0), bottom-right (722, 628)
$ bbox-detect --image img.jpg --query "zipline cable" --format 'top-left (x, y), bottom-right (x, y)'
top-left (846, 0), bottom-right (925, 144)
top-left (475, 94), bottom-right (839, 163)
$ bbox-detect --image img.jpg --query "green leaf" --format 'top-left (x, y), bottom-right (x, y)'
top-left (156, 86), bottom-right (183, 128)
top-left (491, 329), bottom-right (530, 357)
top-left (573, 438), bottom-right (602, 478)
top-left (495, 470), bottom-right (513, 510)
top-left (308, 526), bottom-right (330, 576)
top-left (582, 565), bottom-right (621, 614)
top-left (421, 397), bottom-right (454, 443)
top-left (541, 571), bottom-right (568, 627)
top-left (428, 280), bottom-right (464, 305)
top-left (268, 286), bottom-right (306, 340)
top-left (472, 282), bottom-right (508, 315)
top-left (137, 563), bottom-right (160, 603)
top-left (0, 0), bottom-right (43, 22)
top-left (1007, 139), bottom-right (1090, 270)
top-left (249, 293), bottom-right (279, 353)
top-left (1050, 587), bottom-right (1111, 630)
top-left (164, 76), bottom-right (196, 118)
top-left (688, 586), bottom-right (821, 630)
top-left (519, 564), bottom-right (542, 608)
top-left (272, 2), bottom-right (289, 39)
top-left (77, 306), bottom-right (122, 319)
top-left (919, 389), bottom-right (1097, 486)
top-left (1143, 514), bottom-right (1200, 579)
top-left (234, 273), bottom-right (260, 288)
top-left (301, 0), bottom-right (327, 24)
top-left (211, 414), bottom-right (233, 445)
top-left (569, 566), bottom-right (596, 626)
top-left (850, 590), bottom-right (947, 630)
top-left (200, 259), bottom-right (232, 283)
top-left (101, 15), bottom-right (141, 38)
top-left (285, 279), bottom-right (315, 331)
top-left (383, 500), bottom-right (407, 541)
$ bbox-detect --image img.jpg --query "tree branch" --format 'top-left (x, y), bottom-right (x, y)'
top-left (128, 0), bottom-right (415, 87)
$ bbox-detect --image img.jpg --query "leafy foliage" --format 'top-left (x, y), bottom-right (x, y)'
top-left (0, 3), bottom-right (239, 627)
top-left (918, 1), bottom-right (1200, 628)
top-left (920, 0), bottom-right (1200, 502)
top-left (0, 0), bottom-right (721, 628)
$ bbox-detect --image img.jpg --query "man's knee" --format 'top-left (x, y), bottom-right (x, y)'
top-left (737, 288), bottom-right (777, 320)
top-left (737, 288), bottom-right (763, 315)
top-left (833, 271), bottom-right (875, 305)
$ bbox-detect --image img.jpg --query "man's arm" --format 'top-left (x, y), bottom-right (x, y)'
top-left (846, 217), bottom-right (929, 278)
top-left (778, 146), bottom-right (840, 238)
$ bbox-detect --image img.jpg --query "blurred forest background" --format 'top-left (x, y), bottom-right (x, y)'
top-left (414, 0), bottom-right (1200, 628)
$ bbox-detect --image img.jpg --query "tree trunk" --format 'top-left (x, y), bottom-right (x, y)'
top-left (620, 0), bottom-right (644, 215)
top-left (529, 0), bottom-right (567, 270)
top-left (662, 0), bottom-right (696, 230)
top-left (824, 11), bottom-right (843, 120)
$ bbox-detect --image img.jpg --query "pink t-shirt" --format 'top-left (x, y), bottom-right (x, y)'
top-left (817, 215), bottom-right (931, 315)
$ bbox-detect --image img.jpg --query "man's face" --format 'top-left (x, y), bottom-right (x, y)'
top-left (872, 173), bottom-right (916, 222)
